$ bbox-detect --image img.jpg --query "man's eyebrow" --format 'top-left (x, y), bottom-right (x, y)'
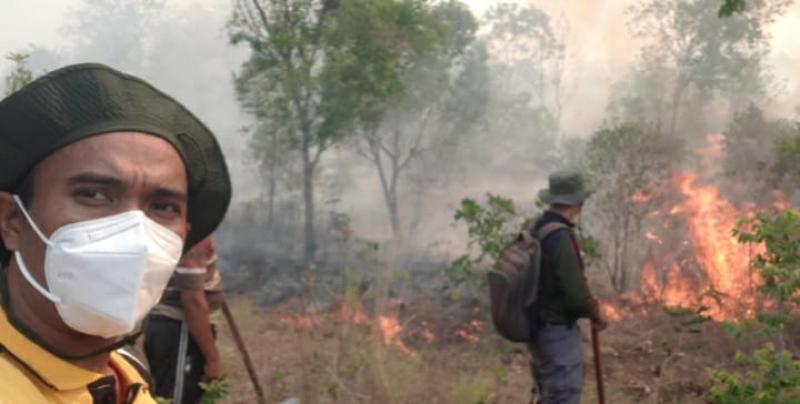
top-left (68, 172), bottom-right (188, 202)
top-left (67, 172), bottom-right (124, 186)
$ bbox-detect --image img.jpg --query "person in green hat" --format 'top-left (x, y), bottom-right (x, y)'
top-left (528, 170), bottom-right (606, 404)
top-left (0, 63), bottom-right (231, 403)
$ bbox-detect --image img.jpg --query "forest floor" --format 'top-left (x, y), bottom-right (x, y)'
top-left (214, 295), bottom-right (742, 404)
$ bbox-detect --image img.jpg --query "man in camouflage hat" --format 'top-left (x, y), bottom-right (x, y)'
top-left (0, 63), bottom-right (231, 403)
top-left (529, 170), bottom-right (606, 404)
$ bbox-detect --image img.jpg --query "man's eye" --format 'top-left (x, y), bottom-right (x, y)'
top-left (74, 189), bottom-right (110, 202)
top-left (152, 201), bottom-right (182, 215)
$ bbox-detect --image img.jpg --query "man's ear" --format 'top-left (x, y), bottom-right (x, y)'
top-left (0, 192), bottom-right (22, 252)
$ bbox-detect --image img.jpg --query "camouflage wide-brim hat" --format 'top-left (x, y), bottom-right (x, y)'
top-left (0, 63), bottom-right (231, 252)
top-left (538, 170), bottom-right (592, 206)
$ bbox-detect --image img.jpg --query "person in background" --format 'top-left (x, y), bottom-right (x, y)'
top-left (0, 63), bottom-right (231, 403)
top-left (530, 170), bottom-right (607, 404)
top-left (145, 235), bottom-right (225, 403)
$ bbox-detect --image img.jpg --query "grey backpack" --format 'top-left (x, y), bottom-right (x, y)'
top-left (487, 221), bottom-right (568, 342)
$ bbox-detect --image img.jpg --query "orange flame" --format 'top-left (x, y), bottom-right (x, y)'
top-left (599, 300), bottom-right (623, 322)
top-left (631, 190), bottom-right (653, 204)
top-left (630, 134), bottom-right (775, 321)
top-left (452, 320), bottom-right (483, 343)
top-left (378, 315), bottom-right (416, 356)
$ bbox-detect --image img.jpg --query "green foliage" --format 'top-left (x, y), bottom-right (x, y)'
top-left (664, 305), bottom-right (711, 334)
top-left (445, 195), bottom-right (521, 286)
top-left (455, 195), bottom-right (519, 260)
top-left (4, 52), bottom-right (35, 96)
top-left (231, 0), bottom-right (448, 260)
top-left (711, 209), bottom-right (800, 402)
top-left (353, 0), bottom-right (484, 240)
top-left (583, 122), bottom-right (680, 292)
top-left (719, 0), bottom-right (747, 17)
top-left (735, 209), bottom-right (800, 304)
top-left (618, 0), bottom-right (789, 135)
top-left (446, 194), bottom-right (604, 288)
top-left (775, 127), bottom-right (800, 181)
top-left (578, 233), bottom-right (603, 267)
top-left (199, 379), bottom-right (232, 404)
top-left (710, 344), bottom-right (800, 403)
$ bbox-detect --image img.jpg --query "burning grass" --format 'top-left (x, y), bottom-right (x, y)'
top-left (214, 296), bottom-right (751, 404)
top-left (620, 134), bottom-right (789, 322)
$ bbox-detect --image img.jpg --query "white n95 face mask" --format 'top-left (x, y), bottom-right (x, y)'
top-left (12, 195), bottom-right (184, 338)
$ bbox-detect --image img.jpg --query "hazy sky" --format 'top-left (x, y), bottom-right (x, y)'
top-left (2, 0), bottom-right (798, 123)
top-left (2, 0), bottom-right (799, 242)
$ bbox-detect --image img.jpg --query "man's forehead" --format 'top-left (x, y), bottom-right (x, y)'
top-left (36, 132), bottom-right (187, 181)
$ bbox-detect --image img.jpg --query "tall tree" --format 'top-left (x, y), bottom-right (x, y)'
top-left (64, 0), bottom-right (165, 70)
top-left (355, 0), bottom-right (483, 241)
top-left (480, 2), bottom-right (567, 168)
top-left (583, 123), bottom-right (684, 292)
top-left (3, 53), bottom-right (35, 96)
top-left (622, 0), bottom-right (789, 137)
top-left (231, 0), bottom-right (444, 261)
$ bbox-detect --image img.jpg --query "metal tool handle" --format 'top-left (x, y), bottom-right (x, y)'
top-left (173, 319), bottom-right (190, 403)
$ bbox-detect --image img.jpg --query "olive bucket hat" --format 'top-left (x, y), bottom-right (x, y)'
top-left (538, 170), bottom-right (592, 206)
top-left (0, 63), bottom-right (232, 254)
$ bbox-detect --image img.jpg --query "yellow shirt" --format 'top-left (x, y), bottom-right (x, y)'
top-left (0, 307), bottom-right (157, 404)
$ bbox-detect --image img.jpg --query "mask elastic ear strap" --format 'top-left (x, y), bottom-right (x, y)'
top-left (12, 195), bottom-right (54, 247)
top-left (14, 251), bottom-right (61, 303)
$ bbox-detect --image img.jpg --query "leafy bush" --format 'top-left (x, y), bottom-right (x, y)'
top-left (446, 193), bottom-right (602, 288)
top-left (445, 194), bottom-right (522, 287)
top-left (710, 209), bottom-right (800, 403)
top-left (199, 379), bottom-right (232, 404)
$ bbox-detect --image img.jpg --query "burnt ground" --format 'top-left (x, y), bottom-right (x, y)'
top-left (188, 234), bottom-right (757, 403)
top-left (212, 292), bottom-right (745, 404)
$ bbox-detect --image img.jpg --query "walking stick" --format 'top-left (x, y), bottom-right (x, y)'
top-left (591, 327), bottom-right (606, 404)
top-left (221, 299), bottom-right (267, 404)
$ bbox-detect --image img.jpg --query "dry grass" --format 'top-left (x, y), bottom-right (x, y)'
top-left (213, 297), bottom-right (735, 404)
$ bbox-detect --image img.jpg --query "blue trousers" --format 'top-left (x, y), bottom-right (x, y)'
top-left (528, 324), bottom-right (584, 404)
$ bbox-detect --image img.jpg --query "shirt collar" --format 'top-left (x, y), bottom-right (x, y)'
top-left (543, 210), bottom-right (576, 227)
top-left (0, 306), bottom-right (138, 391)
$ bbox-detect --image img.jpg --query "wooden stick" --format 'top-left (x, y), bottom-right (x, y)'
top-left (221, 299), bottom-right (267, 404)
top-left (591, 327), bottom-right (606, 404)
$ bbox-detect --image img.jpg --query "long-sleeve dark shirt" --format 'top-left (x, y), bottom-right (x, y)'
top-left (533, 211), bottom-right (599, 324)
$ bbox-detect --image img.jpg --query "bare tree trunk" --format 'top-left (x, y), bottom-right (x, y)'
top-left (267, 170), bottom-right (276, 226)
top-left (621, 213), bottom-right (631, 292)
top-left (366, 129), bottom-right (403, 242)
top-left (669, 80), bottom-right (686, 137)
top-left (302, 137), bottom-right (316, 263)
top-left (612, 214), bottom-right (623, 293)
top-left (387, 185), bottom-right (400, 241)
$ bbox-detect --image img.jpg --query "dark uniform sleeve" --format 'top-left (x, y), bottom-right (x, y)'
top-left (552, 232), bottom-right (599, 320)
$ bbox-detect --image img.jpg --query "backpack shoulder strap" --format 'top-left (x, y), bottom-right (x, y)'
top-left (116, 348), bottom-right (154, 390)
top-left (535, 222), bottom-right (569, 242)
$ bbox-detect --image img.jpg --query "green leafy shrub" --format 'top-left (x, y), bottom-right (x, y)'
top-left (710, 209), bottom-right (800, 403)
top-left (199, 379), bottom-right (232, 404)
top-left (445, 194), bottom-right (522, 287)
